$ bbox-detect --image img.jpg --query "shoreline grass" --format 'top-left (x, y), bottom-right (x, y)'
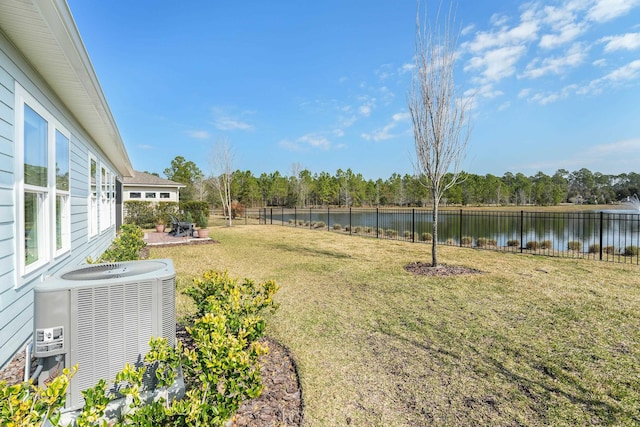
top-left (151, 225), bottom-right (640, 426)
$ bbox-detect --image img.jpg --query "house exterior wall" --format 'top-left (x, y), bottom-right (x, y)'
top-left (0, 30), bottom-right (120, 369)
top-left (124, 185), bottom-right (180, 203)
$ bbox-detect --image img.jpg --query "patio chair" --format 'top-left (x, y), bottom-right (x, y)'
top-left (168, 215), bottom-right (193, 237)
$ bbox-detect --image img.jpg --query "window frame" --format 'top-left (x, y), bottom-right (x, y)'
top-left (15, 84), bottom-right (71, 281)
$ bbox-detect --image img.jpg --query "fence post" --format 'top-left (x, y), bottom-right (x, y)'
top-left (520, 210), bottom-right (524, 253)
top-left (599, 212), bottom-right (603, 261)
top-left (349, 207), bottom-right (352, 235)
top-left (309, 208), bottom-right (312, 228)
top-left (459, 209), bottom-right (463, 247)
top-left (281, 207), bottom-right (284, 225)
top-left (327, 207), bottom-right (330, 231)
top-left (270, 208), bottom-right (273, 225)
top-left (376, 208), bottom-right (379, 238)
top-left (412, 209), bottom-right (415, 242)
top-left (294, 207), bottom-right (297, 227)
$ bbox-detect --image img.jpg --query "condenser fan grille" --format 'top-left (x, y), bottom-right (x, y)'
top-left (60, 261), bottom-right (166, 280)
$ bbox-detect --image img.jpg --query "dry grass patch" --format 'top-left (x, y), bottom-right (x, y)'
top-left (150, 225), bottom-right (640, 426)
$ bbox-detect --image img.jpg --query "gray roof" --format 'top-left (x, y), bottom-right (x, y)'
top-left (123, 171), bottom-right (185, 188)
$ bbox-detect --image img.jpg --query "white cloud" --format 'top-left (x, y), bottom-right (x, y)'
top-left (588, 0), bottom-right (640, 23)
top-left (518, 88), bottom-right (532, 98)
top-left (593, 58), bottom-right (607, 67)
top-left (522, 43), bottom-right (588, 78)
top-left (461, 24), bottom-right (475, 36)
top-left (214, 117), bottom-right (253, 131)
top-left (361, 112), bottom-right (410, 142)
top-left (588, 138), bottom-right (640, 154)
top-left (528, 84), bottom-right (578, 105)
top-left (465, 45), bottom-right (527, 82)
top-left (600, 32), bottom-right (640, 52)
top-left (186, 130), bottom-right (210, 139)
top-left (399, 63), bottom-right (415, 74)
top-left (357, 96), bottom-right (376, 117)
top-left (603, 59), bottom-right (640, 82)
top-left (298, 134), bottom-right (331, 150)
top-left (462, 19), bottom-right (538, 54)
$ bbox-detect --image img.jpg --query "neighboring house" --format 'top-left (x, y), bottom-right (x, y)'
top-left (0, 1), bottom-right (134, 369)
top-left (123, 171), bottom-right (185, 204)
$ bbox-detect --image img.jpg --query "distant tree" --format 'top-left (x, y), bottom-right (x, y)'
top-left (408, 3), bottom-right (472, 267)
top-left (143, 170), bottom-right (160, 177)
top-left (164, 156), bottom-right (202, 201)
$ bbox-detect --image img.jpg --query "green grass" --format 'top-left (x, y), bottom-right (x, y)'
top-left (151, 225), bottom-right (640, 426)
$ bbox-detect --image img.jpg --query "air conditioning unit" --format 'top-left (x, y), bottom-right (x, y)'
top-left (33, 259), bottom-right (176, 411)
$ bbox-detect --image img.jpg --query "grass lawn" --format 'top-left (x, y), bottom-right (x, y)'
top-left (150, 224), bottom-right (640, 426)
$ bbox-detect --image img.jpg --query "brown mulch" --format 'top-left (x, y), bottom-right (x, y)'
top-left (404, 261), bottom-right (482, 276)
top-left (1, 327), bottom-right (303, 427)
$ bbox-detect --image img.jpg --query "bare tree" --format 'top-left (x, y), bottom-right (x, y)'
top-left (408, 3), bottom-right (472, 267)
top-left (209, 138), bottom-right (234, 226)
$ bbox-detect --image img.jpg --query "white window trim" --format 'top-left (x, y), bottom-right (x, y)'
top-left (15, 83), bottom-right (71, 283)
top-left (88, 154), bottom-right (98, 239)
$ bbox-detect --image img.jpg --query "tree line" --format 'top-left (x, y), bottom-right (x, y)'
top-left (159, 158), bottom-right (640, 208)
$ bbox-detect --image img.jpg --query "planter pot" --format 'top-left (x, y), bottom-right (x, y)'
top-left (197, 228), bottom-right (209, 238)
top-left (155, 224), bottom-right (166, 233)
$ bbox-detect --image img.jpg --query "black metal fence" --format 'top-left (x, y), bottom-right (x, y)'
top-left (247, 207), bottom-right (640, 264)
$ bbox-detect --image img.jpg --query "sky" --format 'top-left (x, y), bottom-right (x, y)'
top-left (66, 0), bottom-right (640, 180)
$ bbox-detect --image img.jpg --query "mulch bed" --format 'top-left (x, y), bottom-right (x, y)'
top-left (404, 261), bottom-right (482, 276)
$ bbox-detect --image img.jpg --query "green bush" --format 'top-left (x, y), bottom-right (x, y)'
top-left (403, 230), bottom-right (412, 239)
top-left (154, 202), bottom-right (179, 226)
top-left (461, 236), bottom-right (472, 245)
top-left (313, 221), bottom-right (325, 229)
top-left (526, 241), bottom-right (540, 250)
top-left (624, 245), bottom-right (638, 256)
top-left (179, 201), bottom-right (209, 225)
top-left (195, 212), bottom-right (209, 228)
top-left (91, 224), bottom-right (146, 263)
top-left (567, 241), bottom-right (582, 251)
top-left (124, 201), bottom-right (155, 228)
top-left (0, 271), bottom-right (280, 426)
top-left (507, 239), bottom-right (520, 247)
top-left (588, 243), bottom-right (600, 254)
top-left (333, 223), bottom-right (342, 230)
top-left (421, 232), bottom-right (433, 242)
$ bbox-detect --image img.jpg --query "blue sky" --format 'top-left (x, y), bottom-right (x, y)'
top-left (67, 0), bottom-right (640, 180)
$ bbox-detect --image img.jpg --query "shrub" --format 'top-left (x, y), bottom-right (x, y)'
top-left (526, 241), bottom-right (540, 250)
top-left (421, 232), bottom-right (433, 242)
top-left (461, 236), bottom-right (472, 245)
top-left (403, 230), bottom-right (412, 239)
top-left (567, 241), bottom-right (582, 251)
top-left (588, 243), bottom-right (600, 254)
top-left (154, 201), bottom-right (178, 226)
top-left (446, 238), bottom-right (456, 245)
top-left (288, 219), bottom-right (295, 225)
top-left (604, 245), bottom-right (616, 255)
top-left (624, 245), bottom-right (638, 256)
top-left (476, 237), bottom-right (498, 248)
top-left (91, 224), bottom-right (146, 263)
top-left (230, 200), bottom-right (245, 219)
top-left (507, 239), bottom-right (520, 247)
top-left (364, 226), bottom-right (373, 234)
top-left (354, 226), bottom-right (363, 234)
top-left (333, 223), bottom-right (342, 230)
top-left (385, 229), bottom-right (398, 237)
top-left (313, 221), bottom-right (325, 229)
top-left (345, 225), bottom-right (351, 232)
top-left (124, 200), bottom-right (155, 228)
top-left (377, 228), bottom-right (384, 236)
top-left (0, 271), bottom-right (280, 426)
top-left (540, 240), bottom-right (553, 249)
top-left (179, 201), bottom-right (209, 224)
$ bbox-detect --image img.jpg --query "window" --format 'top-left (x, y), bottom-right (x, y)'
top-left (130, 192), bottom-right (141, 199)
top-left (145, 192), bottom-right (156, 199)
top-left (160, 192), bottom-right (170, 199)
top-left (16, 84), bottom-right (71, 278)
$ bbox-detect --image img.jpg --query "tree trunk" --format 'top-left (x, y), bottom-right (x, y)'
top-left (432, 194), bottom-right (439, 267)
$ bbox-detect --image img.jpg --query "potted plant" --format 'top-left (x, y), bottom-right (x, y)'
top-left (154, 213), bottom-right (167, 233)
top-left (195, 212), bottom-right (209, 238)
